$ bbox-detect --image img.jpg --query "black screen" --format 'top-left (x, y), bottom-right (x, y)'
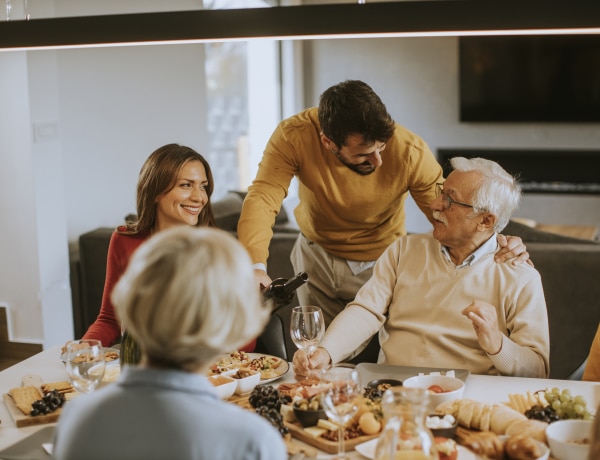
top-left (459, 35), bottom-right (600, 123)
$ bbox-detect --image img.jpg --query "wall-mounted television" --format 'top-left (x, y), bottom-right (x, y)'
top-left (459, 35), bottom-right (600, 123)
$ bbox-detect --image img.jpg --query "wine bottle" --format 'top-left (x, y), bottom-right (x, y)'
top-left (263, 271), bottom-right (308, 308)
top-left (120, 330), bottom-right (141, 367)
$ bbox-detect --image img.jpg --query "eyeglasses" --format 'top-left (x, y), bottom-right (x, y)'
top-left (436, 183), bottom-right (473, 210)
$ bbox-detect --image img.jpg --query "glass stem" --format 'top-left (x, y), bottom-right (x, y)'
top-left (338, 426), bottom-right (345, 458)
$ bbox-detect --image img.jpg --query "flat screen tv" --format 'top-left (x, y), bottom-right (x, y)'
top-left (459, 35), bottom-right (600, 122)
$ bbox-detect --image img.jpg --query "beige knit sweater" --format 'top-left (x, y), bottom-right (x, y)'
top-left (321, 233), bottom-right (550, 377)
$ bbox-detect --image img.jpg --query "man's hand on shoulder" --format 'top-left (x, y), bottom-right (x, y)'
top-left (495, 234), bottom-right (534, 267)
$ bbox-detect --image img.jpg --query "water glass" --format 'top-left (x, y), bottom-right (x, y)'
top-left (65, 339), bottom-right (106, 393)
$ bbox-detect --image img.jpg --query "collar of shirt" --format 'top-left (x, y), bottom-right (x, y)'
top-left (440, 233), bottom-right (498, 268)
top-left (346, 259), bottom-right (376, 275)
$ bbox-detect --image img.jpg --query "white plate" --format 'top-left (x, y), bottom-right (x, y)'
top-left (354, 438), bottom-right (477, 460)
top-left (211, 352), bottom-right (289, 384)
top-left (60, 347), bottom-right (120, 365)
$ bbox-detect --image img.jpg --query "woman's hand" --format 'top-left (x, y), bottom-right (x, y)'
top-left (495, 234), bottom-right (534, 267)
top-left (292, 347), bottom-right (331, 378)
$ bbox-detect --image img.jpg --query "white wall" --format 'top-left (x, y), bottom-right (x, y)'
top-left (58, 44), bottom-right (208, 244)
top-left (302, 36), bottom-right (600, 233)
top-left (0, 53), bottom-right (45, 342)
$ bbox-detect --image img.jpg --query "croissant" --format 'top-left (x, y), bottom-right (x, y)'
top-left (504, 434), bottom-right (543, 460)
top-left (459, 430), bottom-right (504, 460)
top-left (435, 398), bottom-right (527, 435)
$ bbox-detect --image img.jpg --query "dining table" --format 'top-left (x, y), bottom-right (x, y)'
top-left (0, 345), bottom-right (598, 459)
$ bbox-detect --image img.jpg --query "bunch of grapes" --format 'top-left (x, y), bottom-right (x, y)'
top-left (543, 387), bottom-right (593, 420)
top-left (248, 385), bottom-right (292, 436)
top-left (30, 390), bottom-right (65, 416)
top-left (524, 404), bottom-right (560, 423)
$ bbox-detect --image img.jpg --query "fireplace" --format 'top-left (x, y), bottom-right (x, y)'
top-left (437, 149), bottom-right (600, 195)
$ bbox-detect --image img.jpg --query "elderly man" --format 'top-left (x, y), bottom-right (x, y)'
top-left (294, 156), bottom-right (550, 377)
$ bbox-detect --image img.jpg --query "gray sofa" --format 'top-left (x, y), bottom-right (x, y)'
top-left (70, 194), bottom-right (600, 379)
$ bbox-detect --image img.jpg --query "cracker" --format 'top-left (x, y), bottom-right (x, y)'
top-left (8, 386), bottom-right (43, 415)
top-left (41, 381), bottom-right (74, 394)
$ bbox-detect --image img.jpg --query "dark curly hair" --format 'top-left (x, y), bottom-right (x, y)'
top-left (318, 80), bottom-right (396, 148)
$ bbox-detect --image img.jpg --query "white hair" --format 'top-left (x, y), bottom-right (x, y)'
top-left (112, 226), bottom-right (269, 371)
top-left (450, 156), bottom-right (521, 232)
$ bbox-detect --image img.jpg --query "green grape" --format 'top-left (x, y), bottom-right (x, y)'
top-left (559, 389), bottom-right (571, 402)
top-left (543, 387), bottom-right (592, 420)
top-left (551, 400), bottom-right (562, 411)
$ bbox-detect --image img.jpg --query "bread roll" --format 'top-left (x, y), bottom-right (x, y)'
top-left (504, 419), bottom-right (548, 444)
top-left (457, 399), bottom-right (476, 428)
top-left (434, 398), bottom-right (527, 434)
top-left (480, 403), bottom-right (494, 432)
top-left (490, 404), bottom-right (527, 434)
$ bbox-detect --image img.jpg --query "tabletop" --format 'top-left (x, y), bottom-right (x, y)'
top-left (0, 345), bottom-right (598, 458)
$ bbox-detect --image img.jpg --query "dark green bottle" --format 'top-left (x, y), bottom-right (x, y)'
top-left (120, 330), bottom-right (141, 366)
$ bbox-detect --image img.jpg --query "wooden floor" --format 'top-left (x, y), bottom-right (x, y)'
top-left (0, 306), bottom-right (42, 371)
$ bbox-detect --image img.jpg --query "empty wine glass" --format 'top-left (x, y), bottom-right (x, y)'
top-left (290, 305), bottom-right (325, 360)
top-left (65, 339), bottom-right (106, 393)
top-left (320, 366), bottom-right (361, 459)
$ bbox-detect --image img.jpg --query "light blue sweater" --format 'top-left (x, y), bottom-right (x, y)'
top-left (53, 366), bottom-right (287, 460)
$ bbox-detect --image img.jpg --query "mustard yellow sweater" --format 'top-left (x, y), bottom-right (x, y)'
top-left (237, 108), bottom-right (444, 265)
top-left (321, 233), bottom-right (550, 377)
top-left (582, 323), bottom-right (600, 381)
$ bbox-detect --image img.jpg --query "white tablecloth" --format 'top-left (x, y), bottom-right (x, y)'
top-left (0, 345), bottom-right (598, 457)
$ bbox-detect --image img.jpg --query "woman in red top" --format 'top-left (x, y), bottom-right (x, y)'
top-left (82, 143), bottom-right (257, 352)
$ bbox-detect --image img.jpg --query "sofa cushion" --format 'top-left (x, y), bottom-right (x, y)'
top-left (212, 192), bottom-right (244, 232)
top-left (504, 220), bottom-right (599, 245)
top-left (526, 243), bottom-right (600, 379)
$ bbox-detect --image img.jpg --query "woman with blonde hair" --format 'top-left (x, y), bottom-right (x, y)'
top-left (54, 226), bottom-right (284, 460)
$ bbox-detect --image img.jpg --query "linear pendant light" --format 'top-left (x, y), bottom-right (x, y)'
top-left (1, 0), bottom-right (600, 51)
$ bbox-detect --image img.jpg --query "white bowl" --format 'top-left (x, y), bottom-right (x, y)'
top-left (223, 368), bottom-right (261, 395)
top-left (545, 419), bottom-right (593, 460)
top-left (207, 374), bottom-right (237, 399)
top-left (402, 374), bottom-right (465, 412)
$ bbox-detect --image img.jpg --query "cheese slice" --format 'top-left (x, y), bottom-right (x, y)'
top-left (303, 426), bottom-right (327, 438)
top-left (317, 419), bottom-right (339, 431)
top-left (280, 404), bottom-right (296, 423)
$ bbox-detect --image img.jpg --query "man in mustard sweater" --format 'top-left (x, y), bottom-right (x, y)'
top-left (238, 80), bottom-right (528, 327)
top-left (293, 156), bottom-right (550, 377)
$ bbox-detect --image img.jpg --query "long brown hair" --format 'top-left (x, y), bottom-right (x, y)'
top-left (125, 144), bottom-right (217, 233)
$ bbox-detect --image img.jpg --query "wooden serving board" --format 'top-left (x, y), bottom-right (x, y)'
top-left (228, 393), bottom-right (377, 454)
top-left (284, 420), bottom-right (378, 454)
top-left (2, 393), bottom-right (62, 428)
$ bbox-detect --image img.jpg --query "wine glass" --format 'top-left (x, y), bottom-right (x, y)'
top-left (65, 339), bottom-right (106, 393)
top-left (290, 305), bottom-right (325, 363)
top-left (320, 366), bottom-right (361, 459)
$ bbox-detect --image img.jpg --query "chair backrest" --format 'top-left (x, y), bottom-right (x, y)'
top-left (526, 243), bottom-right (600, 379)
top-left (255, 310), bottom-right (288, 361)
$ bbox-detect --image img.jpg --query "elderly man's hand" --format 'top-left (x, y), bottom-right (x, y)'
top-left (462, 300), bottom-right (504, 355)
top-left (495, 234), bottom-right (534, 267)
top-left (292, 348), bottom-right (331, 378)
